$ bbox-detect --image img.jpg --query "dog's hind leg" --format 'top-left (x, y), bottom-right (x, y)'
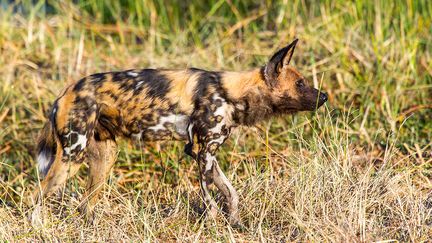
top-left (31, 150), bottom-right (83, 226)
top-left (33, 156), bottom-right (83, 201)
top-left (31, 89), bottom-right (99, 225)
top-left (78, 139), bottom-right (117, 222)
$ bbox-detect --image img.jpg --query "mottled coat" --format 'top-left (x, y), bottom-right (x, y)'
top-left (32, 39), bottom-right (327, 226)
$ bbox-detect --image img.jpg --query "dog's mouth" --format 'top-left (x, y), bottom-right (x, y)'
top-left (272, 89), bottom-right (328, 113)
top-left (303, 90), bottom-right (328, 111)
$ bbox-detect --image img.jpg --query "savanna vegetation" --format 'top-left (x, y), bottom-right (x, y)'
top-left (0, 0), bottom-right (431, 241)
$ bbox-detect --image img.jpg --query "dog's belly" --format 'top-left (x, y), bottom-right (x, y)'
top-left (129, 113), bottom-right (190, 141)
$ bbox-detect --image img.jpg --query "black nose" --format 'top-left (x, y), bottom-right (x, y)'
top-left (319, 92), bottom-right (328, 103)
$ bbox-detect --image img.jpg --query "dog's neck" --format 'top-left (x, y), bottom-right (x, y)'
top-left (221, 68), bottom-right (275, 126)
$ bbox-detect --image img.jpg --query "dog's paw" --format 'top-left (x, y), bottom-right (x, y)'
top-left (83, 212), bottom-right (96, 226)
top-left (29, 204), bottom-right (44, 228)
top-left (229, 215), bottom-right (247, 231)
top-left (230, 220), bottom-right (247, 231)
top-left (78, 204), bottom-right (96, 225)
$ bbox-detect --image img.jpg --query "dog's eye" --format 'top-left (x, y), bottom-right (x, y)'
top-left (296, 79), bottom-right (305, 87)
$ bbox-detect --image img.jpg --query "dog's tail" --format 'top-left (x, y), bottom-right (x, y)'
top-left (36, 119), bottom-right (59, 177)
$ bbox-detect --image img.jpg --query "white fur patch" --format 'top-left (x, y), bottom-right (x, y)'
top-left (31, 204), bottom-right (43, 227)
top-left (209, 94), bottom-right (233, 134)
top-left (235, 103), bottom-right (245, 110)
top-left (63, 131), bottom-right (87, 155)
top-left (148, 114), bottom-right (189, 135)
top-left (210, 121), bottom-right (225, 134)
top-left (135, 81), bottom-right (144, 90)
top-left (211, 135), bottom-right (226, 145)
top-left (205, 153), bottom-right (215, 171)
top-left (187, 123), bottom-right (194, 140)
top-left (127, 71), bottom-right (139, 77)
top-left (37, 152), bottom-right (50, 175)
top-left (131, 131), bottom-right (143, 140)
top-left (212, 93), bottom-right (223, 102)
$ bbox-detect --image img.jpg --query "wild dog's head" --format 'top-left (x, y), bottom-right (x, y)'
top-left (262, 39), bottom-right (327, 113)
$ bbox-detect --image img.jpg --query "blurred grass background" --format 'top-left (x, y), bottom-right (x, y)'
top-left (0, 0), bottom-right (431, 241)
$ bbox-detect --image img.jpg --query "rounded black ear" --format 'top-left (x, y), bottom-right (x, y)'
top-left (264, 39), bottom-right (299, 86)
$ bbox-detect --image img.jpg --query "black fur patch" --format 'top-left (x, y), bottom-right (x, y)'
top-left (232, 93), bottom-right (274, 126)
top-left (139, 69), bottom-right (171, 98)
top-left (73, 78), bottom-right (86, 92)
top-left (49, 100), bottom-right (59, 123)
top-left (90, 72), bottom-right (110, 88)
top-left (193, 70), bottom-right (222, 103)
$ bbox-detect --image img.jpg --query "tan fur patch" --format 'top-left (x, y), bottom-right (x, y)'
top-left (221, 69), bottom-right (266, 100)
top-left (163, 70), bottom-right (199, 114)
top-left (124, 87), bottom-right (151, 112)
top-left (99, 103), bottom-right (120, 120)
top-left (118, 90), bottom-right (135, 105)
top-left (96, 80), bottom-right (121, 105)
top-left (277, 66), bottom-right (303, 99)
top-left (55, 87), bottom-right (76, 130)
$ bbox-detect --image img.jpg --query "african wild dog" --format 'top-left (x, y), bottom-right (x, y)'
top-left (31, 39), bottom-right (327, 226)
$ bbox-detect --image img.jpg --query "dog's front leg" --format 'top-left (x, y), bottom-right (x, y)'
top-left (186, 122), bottom-right (240, 225)
top-left (197, 138), bottom-right (240, 225)
top-left (210, 159), bottom-right (240, 225)
top-left (196, 150), bottom-right (219, 219)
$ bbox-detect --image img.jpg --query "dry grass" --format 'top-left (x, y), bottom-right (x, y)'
top-left (0, 1), bottom-right (431, 241)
